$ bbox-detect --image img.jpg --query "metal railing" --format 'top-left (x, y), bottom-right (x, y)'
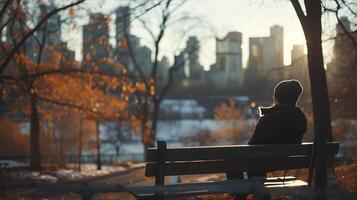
top-left (0, 153), bottom-right (144, 165)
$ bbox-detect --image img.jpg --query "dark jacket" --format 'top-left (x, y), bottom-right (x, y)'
top-left (248, 104), bottom-right (307, 145)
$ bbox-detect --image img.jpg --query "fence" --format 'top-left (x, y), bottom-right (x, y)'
top-left (0, 153), bottom-right (144, 166)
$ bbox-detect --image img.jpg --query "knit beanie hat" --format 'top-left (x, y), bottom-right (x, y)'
top-left (274, 80), bottom-right (303, 105)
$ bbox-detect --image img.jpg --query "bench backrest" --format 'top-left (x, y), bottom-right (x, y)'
top-left (145, 141), bottom-right (339, 185)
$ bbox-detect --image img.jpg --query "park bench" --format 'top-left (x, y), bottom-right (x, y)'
top-left (141, 140), bottom-right (340, 199)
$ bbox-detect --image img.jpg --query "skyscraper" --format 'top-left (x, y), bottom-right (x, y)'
top-left (39, 4), bottom-right (62, 46)
top-left (158, 56), bottom-right (170, 81)
top-left (270, 25), bottom-right (284, 69)
top-left (246, 25), bottom-right (284, 82)
top-left (184, 36), bottom-right (203, 81)
top-left (246, 37), bottom-right (263, 79)
top-left (115, 6), bottom-right (131, 45)
top-left (245, 25), bottom-right (284, 99)
top-left (114, 6), bottom-right (131, 70)
top-left (82, 13), bottom-right (111, 71)
top-left (289, 44), bottom-right (308, 86)
top-left (114, 7), bottom-right (152, 77)
top-left (130, 35), bottom-right (152, 77)
top-left (216, 32), bottom-right (243, 87)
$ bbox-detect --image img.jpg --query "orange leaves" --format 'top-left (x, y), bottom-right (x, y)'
top-left (85, 53), bottom-right (91, 61)
top-left (127, 84), bottom-right (137, 93)
top-left (129, 116), bottom-right (141, 133)
top-left (135, 82), bottom-right (146, 93)
top-left (214, 98), bottom-right (242, 120)
top-left (51, 51), bottom-right (62, 63)
top-left (16, 53), bottom-right (32, 66)
top-left (121, 82), bottom-right (139, 94)
top-left (149, 78), bottom-right (156, 96)
top-left (118, 38), bottom-right (128, 48)
top-left (69, 6), bottom-right (75, 17)
top-left (149, 85), bottom-right (156, 96)
top-left (32, 72), bottom-right (129, 120)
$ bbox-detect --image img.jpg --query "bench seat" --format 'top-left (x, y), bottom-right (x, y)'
top-left (143, 141), bottom-right (339, 199)
top-left (135, 178), bottom-right (308, 199)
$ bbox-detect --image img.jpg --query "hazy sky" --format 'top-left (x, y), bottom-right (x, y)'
top-left (62, 0), bottom-right (339, 70)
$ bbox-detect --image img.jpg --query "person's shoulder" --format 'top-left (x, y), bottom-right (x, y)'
top-left (294, 106), bottom-right (307, 117)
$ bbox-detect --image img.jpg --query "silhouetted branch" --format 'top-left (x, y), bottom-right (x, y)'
top-left (0, 0), bottom-right (11, 21)
top-left (157, 58), bottom-right (183, 104)
top-left (0, 68), bottom-right (142, 82)
top-left (34, 92), bottom-right (129, 121)
top-left (321, 0), bottom-right (357, 46)
top-left (290, 0), bottom-right (307, 29)
top-left (0, 0), bottom-right (86, 75)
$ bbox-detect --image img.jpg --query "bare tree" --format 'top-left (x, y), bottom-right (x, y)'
top-left (125, 0), bottom-right (200, 149)
top-left (290, 0), bottom-right (356, 192)
top-left (0, 0), bottom-right (86, 77)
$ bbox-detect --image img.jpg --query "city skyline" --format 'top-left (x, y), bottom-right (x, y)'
top-left (61, 0), bottom-right (341, 71)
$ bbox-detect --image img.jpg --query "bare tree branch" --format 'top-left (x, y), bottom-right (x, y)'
top-left (0, 0), bottom-right (86, 75)
top-left (290, 0), bottom-right (307, 29)
top-left (0, 0), bottom-right (11, 22)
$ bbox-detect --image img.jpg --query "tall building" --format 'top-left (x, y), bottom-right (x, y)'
top-left (184, 36), bottom-right (203, 81)
top-left (215, 32), bottom-right (243, 87)
top-left (270, 25), bottom-right (284, 69)
top-left (246, 25), bottom-right (284, 82)
top-left (173, 52), bottom-right (186, 82)
top-left (115, 6), bottom-right (130, 44)
top-left (130, 35), bottom-right (152, 77)
top-left (59, 42), bottom-right (76, 67)
top-left (289, 44), bottom-right (308, 87)
top-left (114, 6), bottom-right (131, 69)
top-left (244, 25), bottom-right (284, 100)
top-left (158, 56), bottom-right (170, 81)
top-left (114, 6), bottom-right (152, 75)
top-left (82, 13), bottom-right (111, 72)
top-left (39, 4), bottom-right (62, 46)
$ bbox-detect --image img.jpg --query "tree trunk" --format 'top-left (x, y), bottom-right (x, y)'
top-left (30, 95), bottom-right (41, 170)
top-left (115, 124), bottom-right (122, 162)
top-left (78, 119), bottom-right (83, 171)
top-left (141, 98), bottom-right (155, 150)
top-left (290, 0), bottom-right (332, 192)
top-left (58, 118), bottom-right (66, 167)
top-left (306, 31), bottom-right (330, 192)
top-left (151, 100), bottom-right (160, 143)
top-left (96, 120), bottom-right (101, 170)
top-left (303, 2), bottom-right (332, 192)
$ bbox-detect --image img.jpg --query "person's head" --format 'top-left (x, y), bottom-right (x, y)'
top-left (273, 79), bottom-right (303, 105)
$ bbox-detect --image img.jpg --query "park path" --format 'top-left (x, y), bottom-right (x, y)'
top-left (88, 166), bottom-right (154, 186)
top-left (3, 165), bottom-right (151, 199)
top-left (4, 165), bottom-right (222, 199)
top-left (89, 167), bottom-right (224, 186)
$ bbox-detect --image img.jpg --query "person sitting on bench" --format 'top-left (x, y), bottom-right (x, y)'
top-left (227, 79), bottom-right (307, 199)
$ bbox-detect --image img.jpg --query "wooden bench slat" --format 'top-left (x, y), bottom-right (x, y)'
top-left (132, 180), bottom-right (257, 197)
top-left (135, 179), bottom-right (307, 198)
top-left (145, 156), bottom-right (314, 176)
top-left (143, 140), bottom-right (340, 199)
top-left (264, 180), bottom-right (308, 188)
top-left (145, 142), bottom-right (339, 162)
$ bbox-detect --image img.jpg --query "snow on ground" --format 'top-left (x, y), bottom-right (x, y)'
top-left (3, 163), bottom-right (143, 182)
top-left (52, 164), bottom-right (127, 180)
top-left (0, 160), bottom-right (27, 167)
